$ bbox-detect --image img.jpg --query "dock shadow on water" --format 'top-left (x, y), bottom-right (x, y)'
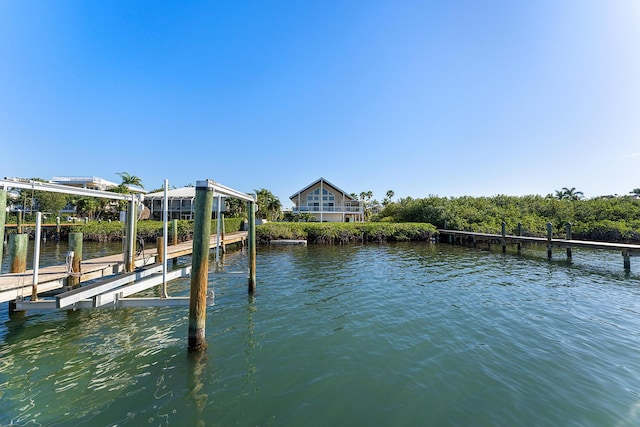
top-left (1, 242), bottom-right (640, 426)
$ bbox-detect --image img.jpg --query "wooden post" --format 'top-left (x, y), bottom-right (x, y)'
top-left (501, 221), bottom-right (507, 253)
top-left (623, 249), bottom-right (631, 271)
top-left (172, 219), bottom-right (178, 245)
top-left (188, 181), bottom-right (214, 352)
top-left (248, 200), bottom-right (257, 294)
top-left (32, 212), bottom-right (43, 300)
top-left (124, 199), bottom-right (137, 272)
top-left (546, 222), bottom-right (553, 259)
top-left (56, 216), bottom-right (61, 241)
top-left (517, 222), bottom-right (522, 254)
top-left (566, 222), bottom-right (572, 260)
top-left (0, 189), bottom-right (6, 273)
top-left (68, 232), bottom-right (83, 288)
top-left (221, 212), bottom-right (226, 255)
top-left (157, 237), bottom-right (165, 264)
top-left (9, 233), bottom-right (28, 273)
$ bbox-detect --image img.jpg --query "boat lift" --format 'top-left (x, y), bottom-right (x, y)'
top-left (0, 177), bottom-right (257, 313)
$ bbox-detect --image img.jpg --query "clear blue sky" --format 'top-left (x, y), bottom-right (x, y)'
top-left (2, 1), bottom-right (639, 207)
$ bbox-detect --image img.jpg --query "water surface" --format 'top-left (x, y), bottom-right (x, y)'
top-left (1, 242), bottom-right (639, 426)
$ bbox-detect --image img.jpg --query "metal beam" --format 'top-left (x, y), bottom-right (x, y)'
top-left (56, 264), bottom-right (164, 308)
top-left (0, 177), bottom-right (138, 201)
top-left (195, 179), bottom-right (256, 202)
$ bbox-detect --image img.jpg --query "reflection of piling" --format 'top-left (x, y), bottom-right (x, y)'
top-left (188, 181), bottom-right (214, 352)
top-left (9, 234), bottom-right (28, 273)
top-left (56, 216), bottom-right (61, 241)
top-left (67, 232), bottom-right (83, 289)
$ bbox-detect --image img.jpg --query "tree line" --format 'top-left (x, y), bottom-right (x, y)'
top-left (373, 192), bottom-right (640, 242)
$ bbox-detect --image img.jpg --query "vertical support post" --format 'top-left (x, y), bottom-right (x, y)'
top-left (171, 218), bottom-right (178, 267)
top-left (215, 195), bottom-right (222, 267)
top-left (32, 212), bottom-right (43, 300)
top-left (0, 188), bottom-right (6, 273)
top-left (161, 179), bottom-right (169, 298)
top-left (172, 219), bottom-right (178, 245)
top-left (9, 233), bottom-right (28, 273)
top-left (623, 249), bottom-right (631, 271)
top-left (247, 200), bottom-right (257, 294)
top-left (566, 222), bottom-right (572, 260)
top-left (124, 198), bottom-right (137, 272)
top-left (546, 222), bottom-right (553, 259)
top-left (517, 222), bottom-right (522, 254)
top-left (68, 232), bottom-right (83, 288)
top-left (56, 216), bottom-right (61, 241)
top-left (188, 180), bottom-right (214, 352)
top-left (501, 221), bottom-right (507, 253)
top-left (221, 212), bottom-right (226, 255)
top-left (17, 210), bottom-right (22, 234)
top-left (157, 237), bottom-right (165, 263)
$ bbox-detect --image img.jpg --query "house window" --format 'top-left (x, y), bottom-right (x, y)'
top-left (306, 187), bottom-right (337, 210)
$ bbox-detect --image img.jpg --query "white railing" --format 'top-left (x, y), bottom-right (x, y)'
top-left (292, 206), bottom-right (363, 213)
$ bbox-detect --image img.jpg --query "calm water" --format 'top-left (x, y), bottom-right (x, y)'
top-left (1, 241), bottom-right (640, 426)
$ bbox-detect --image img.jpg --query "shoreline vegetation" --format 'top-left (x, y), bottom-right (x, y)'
top-left (5, 193), bottom-right (640, 244)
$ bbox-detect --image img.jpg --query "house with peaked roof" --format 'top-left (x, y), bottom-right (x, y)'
top-left (289, 177), bottom-right (364, 222)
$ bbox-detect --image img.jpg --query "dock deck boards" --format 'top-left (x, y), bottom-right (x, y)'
top-left (0, 231), bottom-right (247, 303)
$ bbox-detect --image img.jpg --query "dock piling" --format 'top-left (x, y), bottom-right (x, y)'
top-left (188, 181), bottom-right (214, 352)
top-left (546, 223), bottom-right (553, 259)
top-left (0, 189), bottom-right (6, 273)
top-left (566, 222), bottom-right (573, 260)
top-left (501, 221), bottom-right (507, 253)
top-left (68, 232), bottom-right (83, 289)
top-left (247, 200), bottom-right (257, 294)
top-left (9, 234), bottom-right (28, 273)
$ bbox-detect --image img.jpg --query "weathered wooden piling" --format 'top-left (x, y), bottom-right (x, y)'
top-left (566, 222), bottom-right (573, 260)
top-left (247, 200), bottom-right (257, 294)
top-left (31, 212), bottom-right (43, 300)
top-left (0, 189), bottom-right (6, 272)
top-left (517, 222), bottom-right (523, 254)
top-left (124, 200), bottom-right (138, 272)
top-left (501, 221), bottom-right (507, 253)
top-left (546, 222), bottom-right (553, 259)
top-left (172, 219), bottom-right (178, 246)
top-left (56, 216), bottom-right (61, 241)
top-left (9, 233), bottom-right (28, 273)
top-left (67, 232), bottom-right (83, 289)
top-left (157, 237), bottom-right (165, 263)
top-left (188, 181), bottom-right (214, 352)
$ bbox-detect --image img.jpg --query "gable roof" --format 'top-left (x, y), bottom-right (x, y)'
top-left (289, 177), bottom-right (356, 201)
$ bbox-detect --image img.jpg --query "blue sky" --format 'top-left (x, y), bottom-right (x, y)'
top-left (2, 1), bottom-right (639, 207)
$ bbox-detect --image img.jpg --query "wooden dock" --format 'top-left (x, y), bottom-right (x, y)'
top-left (0, 231), bottom-right (247, 304)
top-left (438, 229), bottom-right (640, 269)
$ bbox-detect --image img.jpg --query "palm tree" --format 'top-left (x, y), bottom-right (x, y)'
top-left (254, 188), bottom-right (282, 221)
top-left (116, 172), bottom-right (144, 192)
top-left (555, 187), bottom-right (583, 201)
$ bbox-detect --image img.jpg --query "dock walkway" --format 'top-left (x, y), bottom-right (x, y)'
top-left (438, 229), bottom-right (640, 269)
top-left (0, 231), bottom-right (247, 304)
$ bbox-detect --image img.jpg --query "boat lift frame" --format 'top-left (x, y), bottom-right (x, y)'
top-left (0, 177), bottom-right (256, 312)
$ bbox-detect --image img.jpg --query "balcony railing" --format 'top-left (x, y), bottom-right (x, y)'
top-left (292, 206), bottom-right (363, 213)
